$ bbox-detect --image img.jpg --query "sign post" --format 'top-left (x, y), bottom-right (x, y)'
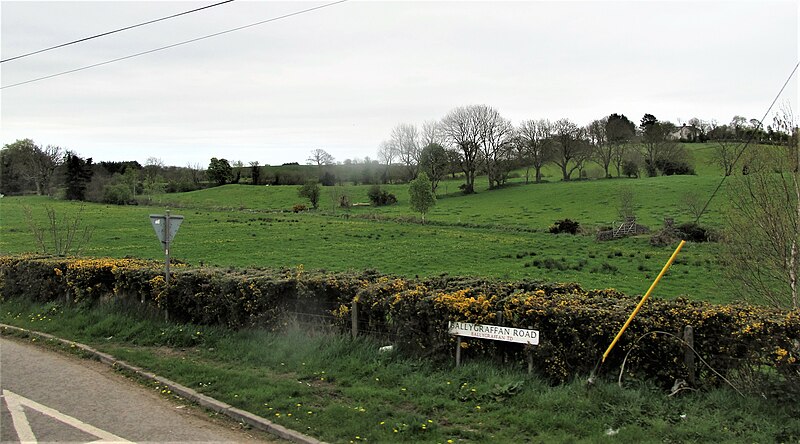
top-left (150, 211), bottom-right (184, 286)
top-left (448, 321), bottom-right (539, 369)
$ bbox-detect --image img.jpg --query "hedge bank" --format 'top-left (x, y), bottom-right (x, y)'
top-left (1, 255), bottom-right (797, 386)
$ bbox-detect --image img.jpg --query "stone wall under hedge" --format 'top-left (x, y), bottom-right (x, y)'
top-left (1, 255), bottom-right (797, 386)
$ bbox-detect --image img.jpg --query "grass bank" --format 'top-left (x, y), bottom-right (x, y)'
top-left (1, 298), bottom-right (797, 443)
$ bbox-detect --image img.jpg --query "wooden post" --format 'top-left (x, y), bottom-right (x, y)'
top-left (455, 336), bottom-right (462, 367)
top-left (683, 325), bottom-right (695, 385)
top-left (351, 300), bottom-right (358, 339)
top-left (527, 326), bottom-right (534, 375)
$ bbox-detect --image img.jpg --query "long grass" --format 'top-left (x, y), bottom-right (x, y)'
top-left (1, 298), bottom-right (797, 443)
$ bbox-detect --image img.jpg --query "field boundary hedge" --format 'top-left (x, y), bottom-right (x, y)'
top-left (1, 254), bottom-right (797, 386)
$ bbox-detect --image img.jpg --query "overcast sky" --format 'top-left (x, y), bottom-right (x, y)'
top-left (1, 1), bottom-right (797, 167)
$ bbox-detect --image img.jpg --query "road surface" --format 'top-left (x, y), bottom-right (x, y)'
top-left (0, 337), bottom-right (280, 443)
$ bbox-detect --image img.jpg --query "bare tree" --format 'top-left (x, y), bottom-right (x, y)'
top-left (377, 140), bottom-right (396, 184)
top-left (517, 119), bottom-right (554, 183)
top-left (12, 140), bottom-right (62, 195)
top-left (421, 120), bottom-right (446, 147)
top-left (441, 105), bottom-right (483, 194)
top-left (307, 149), bottom-right (335, 168)
top-left (587, 118), bottom-right (611, 178)
top-left (708, 121), bottom-right (740, 176)
top-left (473, 105), bottom-right (514, 189)
top-left (390, 123), bottom-right (421, 181)
top-left (722, 105), bottom-right (799, 309)
top-left (552, 118), bottom-right (588, 181)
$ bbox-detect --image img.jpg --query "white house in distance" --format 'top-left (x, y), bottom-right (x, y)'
top-left (670, 124), bottom-right (701, 142)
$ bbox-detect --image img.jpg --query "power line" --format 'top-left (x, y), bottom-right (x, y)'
top-left (0, 0), bottom-right (236, 64)
top-left (0, 0), bottom-right (349, 90)
top-left (693, 61), bottom-right (800, 224)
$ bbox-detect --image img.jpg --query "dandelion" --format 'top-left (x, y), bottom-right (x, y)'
top-left (475, 405), bottom-right (481, 410)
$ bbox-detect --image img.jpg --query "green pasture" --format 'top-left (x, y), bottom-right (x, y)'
top-left (0, 143), bottom-right (744, 302)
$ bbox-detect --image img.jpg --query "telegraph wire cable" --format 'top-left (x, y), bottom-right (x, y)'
top-left (692, 60), bottom-right (799, 224)
top-left (0, 0), bottom-right (236, 63)
top-left (0, 0), bottom-right (349, 90)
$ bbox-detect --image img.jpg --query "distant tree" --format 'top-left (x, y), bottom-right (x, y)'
top-left (552, 118), bottom-right (588, 181)
top-left (232, 160), bottom-right (245, 184)
top-left (473, 105), bottom-right (514, 189)
top-left (298, 179), bottom-right (321, 209)
top-left (517, 119), bottom-right (554, 183)
top-left (587, 118), bottom-right (611, 178)
top-left (63, 152), bottom-right (94, 201)
top-left (250, 161), bottom-right (261, 185)
top-left (418, 143), bottom-right (449, 192)
top-left (441, 105), bottom-right (483, 194)
top-left (606, 114), bottom-right (636, 177)
top-left (421, 120), bottom-right (446, 147)
top-left (639, 114), bottom-right (682, 177)
top-left (408, 172), bottom-right (436, 223)
top-left (390, 123), bottom-right (421, 181)
top-left (2, 139), bottom-right (62, 195)
top-left (307, 149), bottom-right (334, 169)
top-left (377, 141), bottom-right (396, 184)
top-left (207, 158), bottom-right (233, 186)
top-left (708, 121), bottom-right (740, 176)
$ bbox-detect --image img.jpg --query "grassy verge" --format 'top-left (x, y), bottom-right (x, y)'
top-left (1, 297), bottom-right (797, 443)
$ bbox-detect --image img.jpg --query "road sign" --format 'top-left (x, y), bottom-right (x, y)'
top-left (149, 211), bottom-right (183, 286)
top-left (150, 214), bottom-right (183, 246)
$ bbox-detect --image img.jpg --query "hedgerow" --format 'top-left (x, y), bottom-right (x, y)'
top-left (1, 255), bottom-right (797, 388)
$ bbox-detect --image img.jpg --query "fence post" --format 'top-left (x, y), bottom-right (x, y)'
top-left (683, 325), bottom-right (695, 385)
top-left (455, 336), bottom-right (462, 367)
top-left (527, 326), bottom-right (534, 375)
top-left (351, 300), bottom-right (358, 339)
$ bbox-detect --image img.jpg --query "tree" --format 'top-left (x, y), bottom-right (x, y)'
top-left (606, 114), bottom-right (636, 177)
top-left (552, 118), bottom-right (588, 181)
top-left (517, 119), bottom-right (554, 183)
top-left (377, 140), bottom-right (397, 184)
top-left (307, 149), bottom-right (334, 169)
top-left (232, 160), bottom-right (245, 184)
top-left (408, 172), bottom-right (436, 223)
top-left (708, 121), bottom-right (740, 176)
top-left (63, 152), bottom-right (94, 201)
top-left (390, 123), bottom-right (420, 181)
top-left (298, 179), bottom-right (321, 209)
top-left (441, 105), bottom-right (483, 194)
top-left (2, 139), bottom-right (62, 195)
top-left (587, 118), bottom-right (611, 178)
top-left (639, 114), bottom-right (681, 177)
top-left (418, 143), bottom-right (449, 192)
top-left (473, 105), bottom-right (514, 189)
top-left (722, 105), bottom-right (799, 309)
top-left (207, 158), bottom-right (233, 186)
top-left (250, 161), bottom-right (261, 185)
top-left (421, 120), bottom-right (446, 147)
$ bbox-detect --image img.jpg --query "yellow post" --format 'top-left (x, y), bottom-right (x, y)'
top-left (602, 240), bottom-right (686, 363)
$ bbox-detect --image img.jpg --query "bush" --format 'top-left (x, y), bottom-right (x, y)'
top-left (102, 183), bottom-right (134, 205)
top-left (2, 255), bottom-right (797, 388)
top-left (292, 203), bottom-right (307, 213)
top-left (676, 222), bottom-right (711, 242)
top-left (549, 219), bottom-right (580, 235)
top-left (367, 185), bottom-right (397, 206)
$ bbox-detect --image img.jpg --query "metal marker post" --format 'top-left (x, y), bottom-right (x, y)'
top-left (164, 210), bottom-right (170, 286)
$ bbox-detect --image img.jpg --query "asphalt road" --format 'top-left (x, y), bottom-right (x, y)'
top-left (0, 337), bottom-right (280, 443)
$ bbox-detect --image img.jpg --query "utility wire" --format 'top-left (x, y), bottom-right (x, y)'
top-left (0, 0), bottom-right (235, 64)
top-left (693, 61), bottom-right (799, 225)
top-left (0, 0), bottom-right (349, 90)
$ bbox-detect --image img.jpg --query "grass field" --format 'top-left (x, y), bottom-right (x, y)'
top-left (2, 298), bottom-right (797, 444)
top-left (0, 143), bottom-right (740, 302)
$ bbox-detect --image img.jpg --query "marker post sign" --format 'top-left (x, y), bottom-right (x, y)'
top-left (150, 211), bottom-right (183, 285)
top-left (448, 321), bottom-right (539, 370)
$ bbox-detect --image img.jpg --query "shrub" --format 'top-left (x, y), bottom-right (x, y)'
top-left (676, 222), bottom-right (711, 243)
top-left (2, 255), bottom-right (797, 389)
top-left (292, 204), bottom-right (307, 213)
top-left (367, 185), bottom-right (397, 206)
top-left (549, 219), bottom-right (580, 235)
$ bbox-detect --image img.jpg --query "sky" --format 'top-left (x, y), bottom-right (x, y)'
top-left (1, 0), bottom-right (798, 168)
